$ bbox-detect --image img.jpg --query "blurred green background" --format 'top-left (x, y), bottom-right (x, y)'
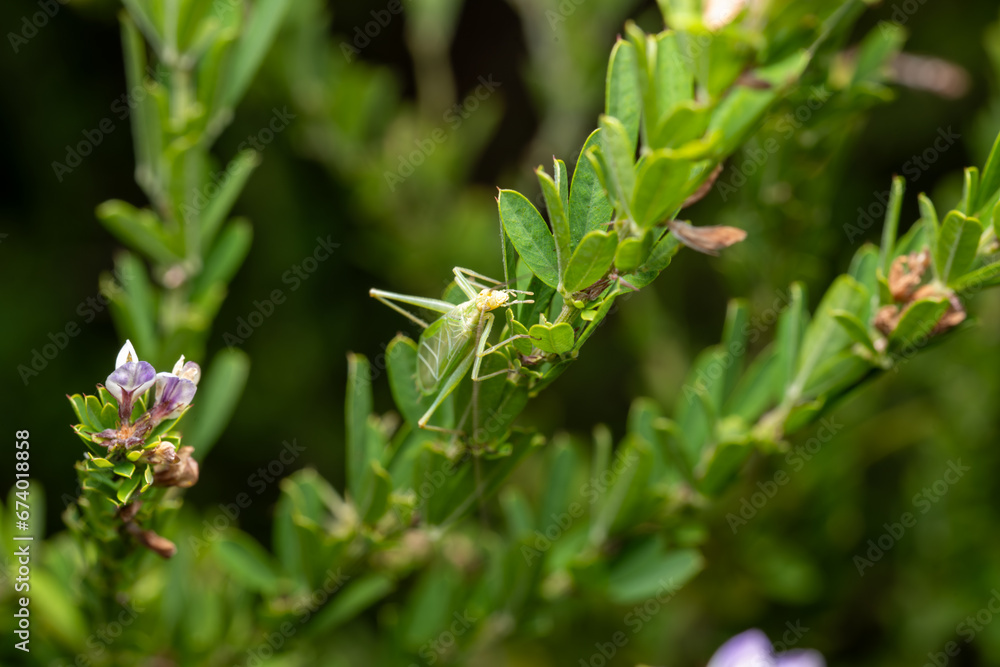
top-left (2, 0), bottom-right (1000, 664)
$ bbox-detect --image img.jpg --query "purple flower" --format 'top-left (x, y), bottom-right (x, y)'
top-left (709, 630), bottom-right (825, 667)
top-left (151, 355), bottom-right (201, 420)
top-left (153, 373), bottom-right (198, 420)
top-left (105, 340), bottom-right (156, 423)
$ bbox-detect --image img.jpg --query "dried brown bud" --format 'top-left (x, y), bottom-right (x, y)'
top-left (888, 250), bottom-right (931, 301)
top-left (874, 305), bottom-right (901, 336)
top-left (668, 220), bottom-right (747, 256)
top-left (153, 446), bottom-right (199, 488)
top-left (933, 293), bottom-right (967, 335)
top-left (118, 501), bottom-right (141, 523)
top-left (124, 521), bottom-right (177, 559)
top-left (144, 442), bottom-right (178, 465)
top-left (875, 284), bottom-right (967, 339)
top-left (890, 53), bottom-right (970, 100)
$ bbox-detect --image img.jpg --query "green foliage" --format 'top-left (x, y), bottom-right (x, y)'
top-left (21, 1), bottom-right (1000, 666)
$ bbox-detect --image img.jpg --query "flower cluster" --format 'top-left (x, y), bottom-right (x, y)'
top-left (88, 340), bottom-right (201, 488)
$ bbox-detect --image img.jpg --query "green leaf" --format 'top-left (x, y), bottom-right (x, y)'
top-left (529, 322), bottom-right (575, 354)
top-left (851, 20), bottom-right (906, 85)
top-left (832, 310), bottom-right (877, 354)
top-left (569, 130), bottom-right (614, 246)
top-left (385, 335), bottom-right (433, 428)
top-left (505, 309), bottom-right (532, 356)
top-left (120, 0), bottom-right (162, 55)
top-left (961, 167), bottom-right (979, 216)
top-left (607, 537), bottom-right (703, 605)
top-left (120, 14), bottom-right (158, 185)
top-left (191, 218), bottom-right (253, 303)
top-left (878, 176), bottom-right (905, 276)
top-left (651, 101), bottom-right (712, 150)
top-left (599, 115), bottom-right (637, 219)
top-left (221, 0), bottom-right (293, 110)
top-left (537, 163), bottom-right (571, 284)
top-left (653, 31), bottom-right (694, 112)
top-left (184, 349), bottom-right (250, 460)
top-left (113, 461), bottom-right (136, 479)
top-left (952, 261), bottom-right (1000, 293)
top-left (108, 251), bottom-right (159, 361)
top-left (606, 38), bottom-right (642, 152)
top-left (563, 230), bottom-right (618, 293)
top-left (848, 244), bottom-right (879, 313)
top-left (917, 194), bottom-right (939, 242)
top-left (775, 283), bottom-right (808, 396)
top-left (590, 437), bottom-right (651, 543)
top-left (499, 190), bottom-right (559, 288)
top-left (790, 276), bottom-right (867, 401)
top-left (89, 457), bottom-right (115, 469)
top-left (198, 151), bottom-right (261, 248)
top-left (719, 299), bottom-right (749, 402)
top-left (699, 442), bottom-right (754, 496)
top-left (725, 345), bottom-right (780, 422)
top-left (888, 298), bottom-right (950, 351)
top-left (215, 535), bottom-right (280, 594)
top-left (116, 474), bottom-right (142, 504)
top-left (895, 218), bottom-right (928, 259)
top-left (306, 574), bottom-right (395, 635)
top-left (100, 402), bottom-right (118, 430)
top-left (934, 211), bottom-right (983, 285)
top-left (637, 230), bottom-right (682, 275)
top-left (346, 354), bottom-right (374, 505)
top-left (97, 200), bottom-right (180, 265)
top-left (631, 151), bottom-right (692, 227)
top-left (360, 460), bottom-right (392, 525)
top-left (977, 130), bottom-right (1000, 214)
top-left (706, 50), bottom-right (808, 155)
top-left (85, 395), bottom-right (105, 431)
top-left (539, 440), bottom-right (578, 533)
top-left (615, 234), bottom-right (651, 273)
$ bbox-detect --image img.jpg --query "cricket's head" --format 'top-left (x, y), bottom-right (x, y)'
top-left (475, 286), bottom-right (534, 312)
top-left (476, 288), bottom-right (511, 312)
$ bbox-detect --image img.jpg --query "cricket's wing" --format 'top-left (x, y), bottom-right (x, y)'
top-left (417, 304), bottom-right (474, 394)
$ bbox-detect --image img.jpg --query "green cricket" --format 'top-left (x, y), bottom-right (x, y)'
top-left (369, 266), bottom-right (534, 436)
